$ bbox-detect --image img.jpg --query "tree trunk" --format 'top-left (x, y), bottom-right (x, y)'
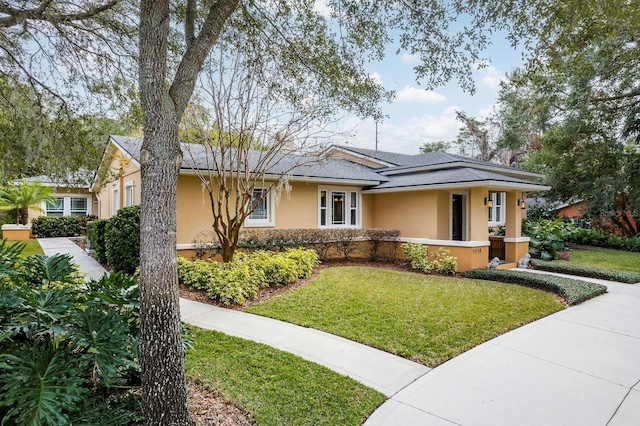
top-left (139, 0), bottom-right (191, 424)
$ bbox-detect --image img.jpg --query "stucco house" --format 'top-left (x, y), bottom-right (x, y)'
top-left (93, 135), bottom-right (550, 271)
top-left (22, 173), bottom-right (96, 221)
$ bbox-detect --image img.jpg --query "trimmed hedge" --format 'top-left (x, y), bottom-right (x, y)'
top-left (462, 268), bottom-right (607, 306)
top-left (105, 206), bottom-right (140, 275)
top-left (87, 219), bottom-right (109, 265)
top-left (567, 228), bottom-right (640, 252)
top-left (31, 216), bottom-right (81, 237)
top-left (531, 259), bottom-right (640, 284)
top-left (177, 248), bottom-right (320, 305)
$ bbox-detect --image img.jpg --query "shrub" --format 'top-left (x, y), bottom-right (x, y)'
top-left (31, 216), bottom-right (81, 237)
top-left (105, 206), bottom-right (140, 275)
top-left (568, 228), bottom-right (640, 252)
top-left (365, 228), bottom-right (401, 261)
top-left (530, 259), bottom-right (640, 284)
top-left (402, 242), bottom-right (458, 275)
top-left (177, 248), bottom-right (320, 305)
top-left (87, 219), bottom-right (109, 265)
top-left (522, 218), bottom-right (578, 260)
top-left (462, 268), bottom-right (607, 305)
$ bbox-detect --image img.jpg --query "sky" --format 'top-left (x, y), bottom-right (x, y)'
top-left (332, 33), bottom-right (527, 155)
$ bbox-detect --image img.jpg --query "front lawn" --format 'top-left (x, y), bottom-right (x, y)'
top-left (568, 247), bottom-right (640, 273)
top-left (5, 239), bottom-right (43, 257)
top-left (186, 327), bottom-right (384, 426)
top-left (246, 267), bottom-right (563, 367)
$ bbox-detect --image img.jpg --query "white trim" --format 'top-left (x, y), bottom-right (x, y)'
top-left (124, 180), bottom-right (135, 207)
top-left (362, 181), bottom-right (551, 194)
top-left (488, 192), bottom-right (506, 226)
top-left (450, 191), bottom-right (469, 241)
top-left (398, 237), bottom-right (490, 247)
top-left (322, 145), bottom-right (396, 168)
top-left (244, 187), bottom-right (275, 228)
top-left (109, 137), bottom-right (141, 168)
top-left (112, 184), bottom-right (120, 215)
top-left (318, 185), bottom-right (362, 229)
top-left (178, 169), bottom-right (380, 187)
top-left (42, 193), bottom-right (92, 217)
top-left (380, 161), bottom-right (545, 179)
top-left (504, 237), bottom-right (531, 243)
top-left (177, 243), bottom-right (198, 250)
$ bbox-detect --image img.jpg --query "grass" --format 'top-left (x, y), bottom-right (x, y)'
top-left (567, 247), bottom-right (640, 273)
top-left (6, 239), bottom-right (44, 257)
top-left (246, 267), bottom-right (564, 367)
top-left (185, 327), bottom-right (385, 426)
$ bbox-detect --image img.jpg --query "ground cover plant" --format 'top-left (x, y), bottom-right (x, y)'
top-left (246, 267), bottom-right (563, 366)
top-left (186, 327), bottom-right (384, 426)
top-left (463, 268), bottom-right (607, 305)
top-left (531, 259), bottom-right (640, 284)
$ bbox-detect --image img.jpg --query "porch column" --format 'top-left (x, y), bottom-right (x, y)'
top-left (504, 191), bottom-right (529, 263)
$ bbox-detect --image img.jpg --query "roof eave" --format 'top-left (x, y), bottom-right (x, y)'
top-left (178, 169), bottom-right (380, 186)
top-left (381, 161), bottom-right (545, 179)
top-left (362, 180), bottom-right (552, 194)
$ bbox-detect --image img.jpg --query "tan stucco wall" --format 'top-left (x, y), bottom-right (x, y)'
top-left (505, 241), bottom-right (529, 263)
top-left (469, 187), bottom-right (490, 241)
top-left (95, 144), bottom-right (141, 219)
top-left (372, 191), bottom-right (439, 238)
top-left (505, 191), bottom-right (524, 238)
top-left (28, 186), bottom-right (95, 222)
top-left (274, 182), bottom-right (319, 228)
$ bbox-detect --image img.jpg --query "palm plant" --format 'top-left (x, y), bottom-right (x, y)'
top-left (0, 179), bottom-right (54, 224)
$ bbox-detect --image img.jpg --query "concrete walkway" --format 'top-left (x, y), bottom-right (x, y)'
top-left (37, 237), bottom-right (108, 281)
top-left (37, 237), bottom-right (640, 425)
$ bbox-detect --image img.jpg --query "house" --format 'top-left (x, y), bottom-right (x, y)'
top-left (93, 136), bottom-right (550, 271)
top-left (21, 173), bottom-right (96, 221)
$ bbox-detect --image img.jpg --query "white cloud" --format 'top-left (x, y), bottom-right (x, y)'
top-left (395, 86), bottom-right (447, 104)
top-left (400, 53), bottom-right (419, 65)
top-left (369, 72), bottom-right (382, 85)
top-left (474, 64), bottom-right (505, 93)
top-left (313, 0), bottom-right (332, 17)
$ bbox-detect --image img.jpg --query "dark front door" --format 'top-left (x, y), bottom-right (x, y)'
top-left (452, 194), bottom-right (463, 241)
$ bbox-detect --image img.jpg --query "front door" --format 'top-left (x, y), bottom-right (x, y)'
top-left (452, 194), bottom-right (464, 241)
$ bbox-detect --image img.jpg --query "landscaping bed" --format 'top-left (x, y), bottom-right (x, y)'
top-left (531, 259), bottom-right (640, 284)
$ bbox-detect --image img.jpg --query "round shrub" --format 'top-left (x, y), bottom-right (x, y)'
top-left (105, 206), bottom-right (140, 275)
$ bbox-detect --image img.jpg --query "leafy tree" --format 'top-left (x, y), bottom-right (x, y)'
top-left (0, 179), bottom-right (54, 224)
top-left (420, 140), bottom-right (451, 153)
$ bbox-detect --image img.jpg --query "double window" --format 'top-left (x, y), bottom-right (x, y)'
top-left (45, 196), bottom-right (91, 217)
top-left (245, 187), bottom-right (274, 227)
top-left (319, 188), bottom-right (359, 228)
top-left (46, 197), bottom-right (65, 217)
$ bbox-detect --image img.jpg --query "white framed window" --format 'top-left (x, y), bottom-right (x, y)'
top-left (488, 192), bottom-right (506, 226)
top-left (112, 185), bottom-right (120, 215)
top-left (70, 197), bottom-right (88, 216)
top-left (46, 197), bottom-right (64, 217)
top-left (319, 187), bottom-right (360, 228)
top-left (124, 181), bottom-right (135, 207)
top-left (245, 187), bottom-right (274, 227)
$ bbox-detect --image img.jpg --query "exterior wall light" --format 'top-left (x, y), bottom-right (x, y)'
top-left (484, 197), bottom-right (493, 208)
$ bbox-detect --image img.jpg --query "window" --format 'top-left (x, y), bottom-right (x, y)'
top-left (488, 192), bottom-right (505, 225)
top-left (70, 198), bottom-right (88, 216)
top-left (125, 182), bottom-right (135, 207)
top-left (319, 188), bottom-right (359, 228)
top-left (245, 188), bottom-right (274, 227)
top-left (46, 197), bottom-right (64, 217)
top-left (112, 185), bottom-right (120, 215)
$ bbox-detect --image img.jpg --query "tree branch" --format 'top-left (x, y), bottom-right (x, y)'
top-left (0, 1), bottom-right (120, 28)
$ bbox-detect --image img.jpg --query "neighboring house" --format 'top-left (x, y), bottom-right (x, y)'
top-left (21, 173), bottom-right (96, 221)
top-left (93, 136), bottom-right (550, 271)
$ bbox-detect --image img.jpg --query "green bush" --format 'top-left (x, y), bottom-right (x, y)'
top-left (87, 219), bottom-right (109, 265)
top-left (568, 228), bottom-right (640, 252)
top-left (177, 248), bottom-right (320, 305)
top-left (522, 218), bottom-right (578, 260)
top-left (530, 259), bottom-right (640, 284)
top-left (31, 216), bottom-right (82, 237)
top-left (402, 242), bottom-right (458, 275)
top-left (105, 206), bottom-right (140, 275)
top-left (462, 268), bottom-right (607, 305)
top-left (0, 243), bottom-right (143, 424)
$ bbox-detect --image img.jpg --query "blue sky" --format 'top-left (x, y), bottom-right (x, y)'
top-left (333, 32), bottom-right (527, 155)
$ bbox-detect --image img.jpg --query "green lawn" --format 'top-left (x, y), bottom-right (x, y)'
top-left (186, 327), bottom-right (384, 426)
top-left (568, 247), bottom-right (640, 273)
top-left (5, 239), bottom-right (43, 257)
top-left (246, 267), bottom-right (564, 367)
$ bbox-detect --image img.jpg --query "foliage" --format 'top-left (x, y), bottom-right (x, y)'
top-left (105, 206), bottom-right (140, 275)
top-left (247, 267), bottom-right (563, 367)
top-left (522, 218), bottom-right (578, 260)
top-left (0, 244), bottom-right (143, 425)
top-left (177, 248), bottom-right (319, 305)
top-left (31, 216), bottom-right (81, 237)
top-left (462, 269), bottom-right (607, 306)
top-left (0, 179), bottom-right (54, 224)
top-left (562, 247), bottom-right (640, 275)
top-left (186, 327), bottom-right (385, 425)
top-left (530, 259), bottom-right (640, 284)
top-left (402, 242), bottom-right (458, 275)
top-left (567, 228), bottom-right (640, 253)
top-left (87, 219), bottom-right (110, 265)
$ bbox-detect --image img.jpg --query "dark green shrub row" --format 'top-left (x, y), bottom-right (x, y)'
top-left (177, 248), bottom-right (320, 305)
top-left (31, 215), bottom-right (97, 237)
top-left (0, 240), bottom-right (143, 424)
top-left (531, 259), bottom-right (640, 284)
top-left (85, 207), bottom-right (140, 274)
top-left (87, 219), bottom-right (110, 265)
top-left (105, 206), bottom-right (140, 275)
top-left (194, 228), bottom-right (401, 261)
top-left (567, 228), bottom-right (640, 252)
top-left (462, 268), bottom-right (607, 306)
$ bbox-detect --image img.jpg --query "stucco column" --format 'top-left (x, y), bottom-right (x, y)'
top-left (505, 191), bottom-right (523, 238)
top-left (469, 187), bottom-right (489, 241)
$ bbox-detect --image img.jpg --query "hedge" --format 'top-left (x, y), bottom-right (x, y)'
top-left (462, 268), bottom-right (607, 306)
top-left (105, 206), bottom-right (140, 275)
top-left (567, 228), bottom-right (640, 252)
top-left (530, 259), bottom-right (640, 284)
top-left (31, 216), bottom-right (81, 237)
top-left (86, 219), bottom-right (110, 265)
